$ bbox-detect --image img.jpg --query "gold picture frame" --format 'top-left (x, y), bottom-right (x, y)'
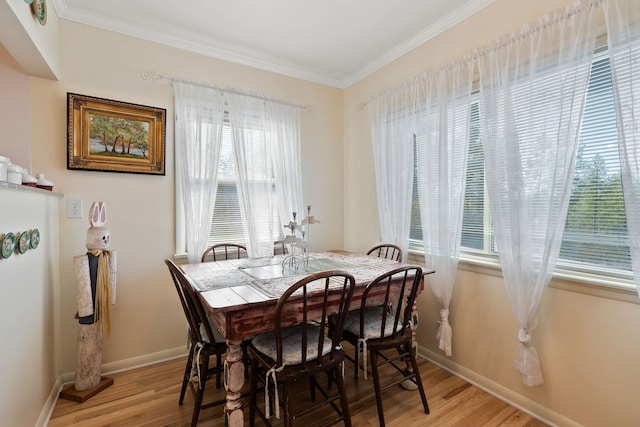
top-left (67, 93), bottom-right (166, 175)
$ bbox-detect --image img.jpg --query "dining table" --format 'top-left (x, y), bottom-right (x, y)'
top-left (180, 250), bottom-right (435, 427)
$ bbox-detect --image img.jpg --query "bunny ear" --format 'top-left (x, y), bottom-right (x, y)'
top-left (90, 202), bottom-right (100, 226)
top-left (99, 203), bottom-right (107, 224)
top-left (89, 202), bottom-right (108, 227)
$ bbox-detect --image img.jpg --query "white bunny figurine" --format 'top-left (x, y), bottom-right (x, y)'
top-left (71, 201), bottom-right (117, 392)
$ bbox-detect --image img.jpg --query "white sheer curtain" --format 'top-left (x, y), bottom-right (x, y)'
top-left (478, 3), bottom-right (598, 385)
top-left (368, 90), bottom-right (416, 260)
top-left (174, 81), bottom-right (225, 263)
top-left (604, 0), bottom-right (640, 297)
top-left (270, 103), bottom-right (305, 237)
top-left (415, 60), bottom-right (474, 356)
top-left (227, 94), bottom-right (303, 257)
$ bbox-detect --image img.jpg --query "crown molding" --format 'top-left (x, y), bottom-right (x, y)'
top-left (52, 0), bottom-right (494, 89)
top-left (341, 0), bottom-right (495, 88)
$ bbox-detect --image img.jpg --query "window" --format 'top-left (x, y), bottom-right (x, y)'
top-left (174, 84), bottom-right (302, 259)
top-left (410, 134), bottom-right (422, 242)
top-left (559, 55), bottom-right (630, 271)
top-left (460, 101), bottom-right (490, 253)
top-left (209, 123), bottom-right (282, 246)
top-left (410, 51), bottom-right (632, 277)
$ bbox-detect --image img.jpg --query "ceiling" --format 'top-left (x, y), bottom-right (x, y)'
top-left (51, 0), bottom-right (494, 88)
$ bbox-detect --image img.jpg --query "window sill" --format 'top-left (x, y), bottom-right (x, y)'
top-left (408, 250), bottom-right (638, 305)
top-left (172, 253), bottom-right (189, 262)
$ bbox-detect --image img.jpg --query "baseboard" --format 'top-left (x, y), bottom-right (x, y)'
top-left (103, 346), bottom-right (189, 377)
top-left (35, 376), bottom-right (62, 427)
top-left (60, 345), bottom-right (189, 384)
top-left (44, 346), bottom-right (189, 426)
top-left (419, 346), bottom-right (580, 427)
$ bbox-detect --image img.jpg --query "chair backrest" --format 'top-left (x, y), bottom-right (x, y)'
top-left (273, 240), bottom-right (288, 255)
top-left (366, 243), bottom-right (402, 262)
top-left (359, 265), bottom-right (423, 341)
top-left (165, 259), bottom-right (216, 343)
top-left (274, 270), bottom-right (355, 368)
top-left (201, 243), bottom-right (248, 262)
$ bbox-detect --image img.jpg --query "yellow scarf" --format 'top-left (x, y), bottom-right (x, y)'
top-left (90, 249), bottom-right (112, 340)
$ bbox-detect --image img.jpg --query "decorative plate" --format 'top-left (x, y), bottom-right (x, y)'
top-left (30, 228), bottom-right (40, 249)
top-left (31, 0), bottom-right (47, 26)
top-left (17, 232), bottom-right (31, 254)
top-left (1, 233), bottom-right (16, 259)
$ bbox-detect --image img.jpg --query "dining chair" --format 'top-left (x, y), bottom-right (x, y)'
top-left (201, 243), bottom-right (248, 262)
top-left (340, 265), bottom-right (429, 427)
top-left (366, 243), bottom-right (402, 262)
top-left (273, 240), bottom-right (288, 255)
top-left (165, 259), bottom-right (228, 427)
top-left (248, 270), bottom-right (356, 427)
top-left (201, 243), bottom-right (253, 378)
top-left (367, 244), bottom-right (402, 316)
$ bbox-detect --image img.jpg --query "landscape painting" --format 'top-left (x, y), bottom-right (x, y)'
top-left (89, 114), bottom-right (150, 159)
top-left (67, 93), bottom-right (166, 175)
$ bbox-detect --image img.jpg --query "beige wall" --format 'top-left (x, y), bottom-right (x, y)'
top-left (28, 20), bottom-right (344, 376)
top-left (343, 0), bottom-right (640, 426)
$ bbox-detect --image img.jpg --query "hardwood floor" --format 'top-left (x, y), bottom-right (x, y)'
top-left (49, 346), bottom-right (548, 427)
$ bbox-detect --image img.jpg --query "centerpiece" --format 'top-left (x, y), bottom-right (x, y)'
top-left (281, 205), bottom-right (320, 272)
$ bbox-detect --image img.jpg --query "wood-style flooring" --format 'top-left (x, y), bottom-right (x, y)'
top-left (49, 346), bottom-right (548, 427)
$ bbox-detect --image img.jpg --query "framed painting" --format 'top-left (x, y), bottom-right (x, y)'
top-left (67, 93), bottom-right (166, 175)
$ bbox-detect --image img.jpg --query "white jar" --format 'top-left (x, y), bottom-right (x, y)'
top-left (36, 173), bottom-right (54, 191)
top-left (22, 173), bottom-right (37, 187)
top-left (0, 156), bottom-right (10, 182)
top-left (7, 164), bottom-right (23, 185)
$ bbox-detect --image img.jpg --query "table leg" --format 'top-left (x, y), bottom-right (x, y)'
top-left (224, 339), bottom-right (245, 426)
top-left (401, 300), bottom-right (419, 391)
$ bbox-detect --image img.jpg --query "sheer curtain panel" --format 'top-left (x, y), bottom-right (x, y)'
top-left (478, 3), bottom-right (598, 385)
top-left (368, 90), bottom-right (416, 260)
top-left (415, 60), bottom-right (474, 356)
top-left (270, 103), bottom-right (304, 240)
top-left (174, 81), bottom-right (225, 263)
top-left (227, 94), bottom-right (303, 257)
top-left (604, 0), bottom-right (640, 297)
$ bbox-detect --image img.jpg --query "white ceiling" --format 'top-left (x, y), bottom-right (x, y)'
top-left (51, 0), bottom-right (494, 88)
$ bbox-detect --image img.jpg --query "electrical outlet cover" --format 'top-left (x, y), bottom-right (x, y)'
top-left (67, 199), bottom-right (83, 218)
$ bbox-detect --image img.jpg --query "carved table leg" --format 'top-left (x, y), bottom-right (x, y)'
top-left (224, 339), bottom-right (245, 426)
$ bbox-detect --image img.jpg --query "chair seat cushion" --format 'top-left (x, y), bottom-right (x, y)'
top-left (251, 324), bottom-right (333, 365)
top-left (343, 306), bottom-right (401, 339)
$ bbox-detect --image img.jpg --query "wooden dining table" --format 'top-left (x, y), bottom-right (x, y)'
top-left (180, 250), bottom-right (435, 427)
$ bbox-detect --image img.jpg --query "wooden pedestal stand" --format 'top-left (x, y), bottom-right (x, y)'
top-left (59, 377), bottom-right (114, 403)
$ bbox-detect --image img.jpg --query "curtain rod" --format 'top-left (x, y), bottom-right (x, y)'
top-left (355, 55), bottom-right (476, 113)
top-left (140, 70), bottom-right (316, 112)
top-left (355, 0), bottom-right (604, 112)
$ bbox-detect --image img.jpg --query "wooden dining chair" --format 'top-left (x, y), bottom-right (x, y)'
top-left (201, 243), bottom-right (248, 262)
top-left (366, 243), bottom-right (403, 316)
top-left (165, 259), bottom-right (228, 427)
top-left (340, 265), bottom-right (429, 427)
top-left (273, 240), bottom-right (288, 255)
top-left (366, 243), bottom-right (402, 262)
top-left (201, 243), bottom-right (254, 378)
top-left (247, 270), bottom-right (356, 427)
